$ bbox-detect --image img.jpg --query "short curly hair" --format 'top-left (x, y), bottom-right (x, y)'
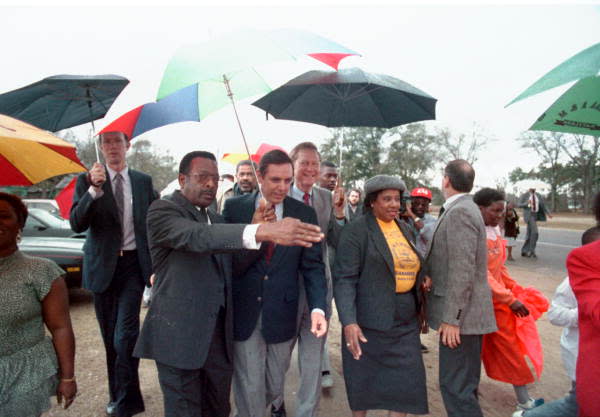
top-left (0, 192), bottom-right (28, 228)
top-left (473, 188), bottom-right (505, 207)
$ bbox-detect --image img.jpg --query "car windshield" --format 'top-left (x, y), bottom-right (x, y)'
top-left (29, 208), bottom-right (71, 228)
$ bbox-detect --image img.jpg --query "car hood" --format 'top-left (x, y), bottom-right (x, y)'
top-left (19, 237), bottom-right (84, 251)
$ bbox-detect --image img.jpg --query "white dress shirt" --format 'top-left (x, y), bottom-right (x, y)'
top-left (89, 166), bottom-right (135, 250)
top-left (443, 192), bottom-right (468, 210)
top-left (196, 205), bottom-right (261, 250)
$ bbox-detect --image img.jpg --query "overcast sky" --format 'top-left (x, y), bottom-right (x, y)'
top-left (1, 3), bottom-right (599, 190)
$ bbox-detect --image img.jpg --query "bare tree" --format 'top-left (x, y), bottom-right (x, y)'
top-left (559, 134), bottom-right (600, 213)
top-left (435, 123), bottom-right (492, 165)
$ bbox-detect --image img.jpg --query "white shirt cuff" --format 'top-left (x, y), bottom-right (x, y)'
top-left (242, 224), bottom-right (262, 250)
top-left (311, 308), bottom-right (326, 316)
top-left (88, 186), bottom-right (104, 199)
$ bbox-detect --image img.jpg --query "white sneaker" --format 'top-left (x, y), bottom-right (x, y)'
top-left (511, 411), bottom-right (524, 417)
top-left (517, 398), bottom-right (544, 411)
top-left (321, 373), bottom-right (333, 389)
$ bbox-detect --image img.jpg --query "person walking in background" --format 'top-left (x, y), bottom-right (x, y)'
top-left (70, 131), bottom-right (157, 417)
top-left (0, 192), bottom-right (77, 416)
top-left (333, 175), bottom-right (429, 417)
top-left (474, 188), bottom-right (548, 413)
top-left (567, 192), bottom-right (600, 417)
top-left (518, 187), bottom-right (552, 258)
top-left (216, 159), bottom-right (258, 212)
top-left (425, 160), bottom-right (497, 417)
top-left (223, 150), bottom-right (328, 417)
top-left (134, 151), bottom-right (325, 417)
top-left (504, 202), bottom-right (520, 261)
top-left (344, 189), bottom-right (363, 222)
top-left (319, 160), bottom-right (339, 192)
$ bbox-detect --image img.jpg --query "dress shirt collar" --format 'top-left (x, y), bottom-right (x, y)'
top-left (291, 184), bottom-right (312, 202)
top-left (106, 165), bottom-right (129, 182)
top-left (443, 192), bottom-right (467, 209)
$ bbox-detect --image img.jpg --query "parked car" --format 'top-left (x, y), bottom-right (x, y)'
top-left (19, 236), bottom-right (84, 289)
top-left (22, 208), bottom-right (83, 238)
top-left (23, 199), bottom-right (61, 217)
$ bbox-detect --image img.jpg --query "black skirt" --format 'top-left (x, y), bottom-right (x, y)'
top-left (341, 291), bottom-right (428, 414)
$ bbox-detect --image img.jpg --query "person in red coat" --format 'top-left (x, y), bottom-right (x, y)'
top-left (567, 192), bottom-right (600, 417)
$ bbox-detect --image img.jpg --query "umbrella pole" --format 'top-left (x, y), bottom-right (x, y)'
top-left (223, 75), bottom-right (260, 183)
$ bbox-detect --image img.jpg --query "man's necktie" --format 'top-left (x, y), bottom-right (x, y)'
top-left (114, 173), bottom-right (125, 227)
top-left (198, 207), bottom-right (208, 223)
top-left (531, 195), bottom-right (537, 212)
top-left (303, 192), bottom-right (311, 206)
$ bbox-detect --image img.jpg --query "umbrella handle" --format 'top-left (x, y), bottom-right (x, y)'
top-left (223, 74), bottom-right (261, 198)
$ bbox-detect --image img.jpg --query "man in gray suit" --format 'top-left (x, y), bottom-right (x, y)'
top-left (425, 159), bottom-right (497, 417)
top-left (134, 151), bottom-right (325, 417)
top-left (518, 187), bottom-right (552, 258)
top-left (269, 142), bottom-right (346, 417)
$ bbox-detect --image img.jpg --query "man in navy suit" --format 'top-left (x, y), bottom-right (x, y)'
top-left (70, 131), bottom-right (156, 417)
top-left (223, 149), bottom-right (328, 417)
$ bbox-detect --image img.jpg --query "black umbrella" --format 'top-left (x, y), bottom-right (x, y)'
top-left (252, 67), bottom-right (437, 128)
top-left (0, 74), bottom-right (129, 132)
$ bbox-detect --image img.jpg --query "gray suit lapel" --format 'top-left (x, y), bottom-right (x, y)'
top-left (366, 214), bottom-right (395, 277)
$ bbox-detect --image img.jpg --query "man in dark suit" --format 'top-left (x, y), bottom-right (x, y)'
top-left (134, 150), bottom-right (324, 417)
top-left (70, 131), bottom-right (156, 417)
top-left (518, 187), bottom-right (552, 258)
top-left (425, 159), bottom-right (497, 417)
top-left (223, 149), bottom-right (328, 417)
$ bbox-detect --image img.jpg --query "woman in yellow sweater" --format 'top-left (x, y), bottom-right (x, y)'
top-left (333, 175), bottom-right (430, 417)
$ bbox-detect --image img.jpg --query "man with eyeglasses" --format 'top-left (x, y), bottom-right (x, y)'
top-left (70, 131), bottom-right (157, 417)
top-left (134, 151), bottom-right (325, 417)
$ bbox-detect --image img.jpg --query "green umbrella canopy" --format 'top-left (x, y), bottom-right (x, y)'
top-left (507, 41), bottom-right (600, 106)
top-left (530, 76), bottom-right (600, 136)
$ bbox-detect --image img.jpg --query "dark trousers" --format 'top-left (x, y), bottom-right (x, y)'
top-left (439, 334), bottom-right (484, 417)
top-left (156, 308), bottom-right (233, 417)
top-left (522, 215), bottom-right (539, 255)
top-left (93, 251), bottom-right (145, 417)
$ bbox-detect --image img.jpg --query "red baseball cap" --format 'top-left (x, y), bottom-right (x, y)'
top-left (410, 187), bottom-right (432, 200)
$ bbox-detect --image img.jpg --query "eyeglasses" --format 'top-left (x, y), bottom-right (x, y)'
top-left (187, 172), bottom-right (220, 183)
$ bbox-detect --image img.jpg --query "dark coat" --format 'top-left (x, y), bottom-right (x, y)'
top-left (133, 191), bottom-right (248, 370)
top-left (333, 211), bottom-right (427, 332)
top-left (223, 192), bottom-right (327, 344)
top-left (69, 168), bottom-right (156, 293)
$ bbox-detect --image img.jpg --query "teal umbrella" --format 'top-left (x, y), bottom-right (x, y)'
top-left (530, 75), bottom-right (600, 136)
top-left (507, 42), bottom-right (600, 106)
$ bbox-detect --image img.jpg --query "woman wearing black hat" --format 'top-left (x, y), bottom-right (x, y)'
top-left (333, 175), bottom-right (429, 417)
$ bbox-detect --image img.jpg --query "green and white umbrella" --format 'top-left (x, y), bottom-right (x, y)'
top-left (530, 75), bottom-right (600, 136)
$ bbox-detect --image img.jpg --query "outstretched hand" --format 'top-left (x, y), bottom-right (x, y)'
top-left (256, 217), bottom-right (324, 247)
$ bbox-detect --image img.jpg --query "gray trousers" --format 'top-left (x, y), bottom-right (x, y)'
top-left (233, 314), bottom-right (294, 417)
top-left (269, 279), bottom-right (332, 417)
top-left (522, 215), bottom-right (539, 255)
top-left (439, 334), bottom-right (484, 417)
top-left (524, 381), bottom-right (578, 417)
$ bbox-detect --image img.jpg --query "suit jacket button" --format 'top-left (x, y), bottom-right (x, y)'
top-left (257, 296), bottom-right (262, 302)
top-left (264, 276), bottom-right (269, 280)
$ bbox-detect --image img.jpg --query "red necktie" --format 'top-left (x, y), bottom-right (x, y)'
top-left (265, 242), bottom-right (275, 264)
top-left (303, 192), bottom-right (311, 206)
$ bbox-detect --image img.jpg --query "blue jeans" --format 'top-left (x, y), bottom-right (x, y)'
top-left (524, 382), bottom-right (578, 417)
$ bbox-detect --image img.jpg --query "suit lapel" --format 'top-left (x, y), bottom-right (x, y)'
top-left (366, 213), bottom-right (395, 277)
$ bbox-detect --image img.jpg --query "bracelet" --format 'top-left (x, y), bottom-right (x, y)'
top-left (60, 376), bottom-right (76, 383)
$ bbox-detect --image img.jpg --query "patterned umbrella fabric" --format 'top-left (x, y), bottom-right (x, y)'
top-left (221, 143), bottom-right (286, 165)
top-left (530, 75), bottom-right (600, 136)
top-left (0, 114), bottom-right (86, 186)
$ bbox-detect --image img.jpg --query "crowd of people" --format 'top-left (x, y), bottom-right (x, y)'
top-left (1, 130), bottom-right (599, 417)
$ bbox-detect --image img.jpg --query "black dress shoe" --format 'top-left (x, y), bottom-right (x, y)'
top-left (521, 252), bottom-right (530, 258)
top-left (271, 403), bottom-right (287, 417)
top-left (106, 402), bottom-right (116, 416)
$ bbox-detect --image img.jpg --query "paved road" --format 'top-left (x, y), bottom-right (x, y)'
top-left (514, 227), bottom-right (583, 275)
